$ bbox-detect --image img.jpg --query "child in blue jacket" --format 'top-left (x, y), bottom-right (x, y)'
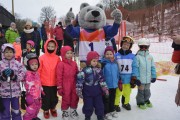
top-left (114, 36), bottom-right (140, 112)
top-left (136, 38), bottom-right (156, 109)
top-left (101, 46), bottom-right (120, 119)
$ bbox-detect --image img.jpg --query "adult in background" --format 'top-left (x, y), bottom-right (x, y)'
top-left (171, 34), bottom-right (180, 106)
top-left (53, 22), bottom-right (64, 56)
top-left (41, 23), bottom-right (47, 53)
top-left (0, 29), bottom-right (7, 60)
top-left (21, 21), bottom-right (36, 52)
top-left (33, 22), bottom-right (41, 57)
top-left (5, 22), bottom-right (19, 44)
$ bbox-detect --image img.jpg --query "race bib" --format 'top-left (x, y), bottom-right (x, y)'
top-left (117, 59), bottom-right (133, 74)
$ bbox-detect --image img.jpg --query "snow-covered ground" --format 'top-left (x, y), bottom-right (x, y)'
top-left (37, 75), bottom-right (180, 120)
top-left (36, 38), bottom-right (180, 120)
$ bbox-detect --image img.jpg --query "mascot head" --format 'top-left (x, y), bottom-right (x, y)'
top-left (78, 3), bottom-right (106, 29)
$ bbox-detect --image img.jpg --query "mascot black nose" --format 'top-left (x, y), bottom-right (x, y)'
top-left (92, 10), bottom-right (100, 17)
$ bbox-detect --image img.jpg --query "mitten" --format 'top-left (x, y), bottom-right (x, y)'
top-left (58, 88), bottom-right (63, 96)
top-left (135, 80), bottom-right (141, 86)
top-left (21, 91), bottom-right (27, 110)
top-left (0, 97), bottom-right (5, 113)
top-left (118, 80), bottom-right (123, 91)
top-left (3, 68), bottom-right (12, 77)
top-left (76, 88), bottom-right (83, 99)
top-left (65, 7), bottom-right (75, 26)
top-left (111, 7), bottom-right (122, 24)
top-left (130, 76), bottom-right (137, 88)
top-left (151, 78), bottom-right (156, 83)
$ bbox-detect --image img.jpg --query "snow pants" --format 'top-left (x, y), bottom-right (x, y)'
top-left (136, 83), bottom-right (151, 105)
top-left (42, 86), bottom-right (58, 111)
top-left (115, 84), bottom-right (131, 105)
top-left (61, 82), bottom-right (79, 110)
top-left (23, 95), bottom-right (41, 120)
top-left (1, 97), bottom-right (22, 120)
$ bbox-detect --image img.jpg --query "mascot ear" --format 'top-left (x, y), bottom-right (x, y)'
top-left (80, 3), bottom-right (89, 10)
top-left (96, 4), bottom-right (104, 10)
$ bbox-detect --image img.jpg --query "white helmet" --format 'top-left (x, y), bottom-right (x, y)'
top-left (138, 38), bottom-right (150, 46)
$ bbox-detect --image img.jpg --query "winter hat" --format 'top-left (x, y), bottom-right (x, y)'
top-left (104, 46), bottom-right (114, 54)
top-left (27, 40), bottom-right (35, 47)
top-left (10, 22), bottom-right (16, 27)
top-left (25, 21), bottom-right (32, 27)
top-left (61, 46), bottom-right (72, 60)
top-left (15, 37), bottom-right (21, 42)
top-left (58, 21), bottom-right (62, 26)
top-left (29, 59), bottom-right (38, 65)
top-left (24, 53), bottom-right (39, 71)
top-left (86, 51), bottom-right (99, 65)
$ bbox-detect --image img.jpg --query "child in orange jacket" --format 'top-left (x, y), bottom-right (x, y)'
top-left (13, 37), bottom-right (22, 62)
top-left (38, 39), bottom-right (60, 119)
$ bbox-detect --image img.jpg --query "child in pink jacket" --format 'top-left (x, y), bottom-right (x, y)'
top-left (56, 46), bottom-right (79, 120)
top-left (23, 53), bottom-right (42, 120)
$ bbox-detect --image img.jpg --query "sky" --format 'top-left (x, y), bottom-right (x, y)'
top-left (0, 0), bottom-right (100, 22)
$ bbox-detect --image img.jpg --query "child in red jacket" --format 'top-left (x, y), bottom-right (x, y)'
top-left (38, 39), bottom-right (60, 119)
top-left (56, 46), bottom-right (79, 120)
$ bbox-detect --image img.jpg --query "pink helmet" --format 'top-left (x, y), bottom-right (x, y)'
top-left (27, 40), bottom-right (35, 47)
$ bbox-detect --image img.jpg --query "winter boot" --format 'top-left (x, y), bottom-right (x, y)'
top-left (138, 103), bottom-right (146, 110)
top-left (62, 110), bottom-right (69, 120)
top-left (145, 100), bottom-right (153, 108)
top-left (43, 111), bottom-right (50, 119)
top-left (122, 103), bottom-right (131, 110)
top-left (85, 116), bottom-right (91, 120)
top-left (32, 117), bottom-right (41, 120)
top-left (97, 115), bottom-right (104, 120)
top-left (111, 111), bottom-right (118, 118)
top-left (104, 113), bottom-right (112, 120)
top-left (70, 108), bottom-right (78, 120)
top-left (114, 105), bottom-right (121, 112)
top-left (50, 109), bottom-right (57, 117)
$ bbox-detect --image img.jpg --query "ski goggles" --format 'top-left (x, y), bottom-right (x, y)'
top-left (122, 37), bottom-right (134, 43)
top-left (139, 45), bottom-right (149, 49)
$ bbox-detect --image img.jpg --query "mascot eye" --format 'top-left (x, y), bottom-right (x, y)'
top-left (87, 9), bottom-right (92, 12)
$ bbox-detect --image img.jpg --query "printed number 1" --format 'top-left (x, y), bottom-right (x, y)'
top-left (89, 42), bottom-right (94, 51)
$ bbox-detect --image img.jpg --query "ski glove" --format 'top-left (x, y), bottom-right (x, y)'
top-left (135, 80), bottom-right (141, 86)
top-left (118, 80), bottom-right (123, 91)
top-left (151, 78), bottom-right (156, 83)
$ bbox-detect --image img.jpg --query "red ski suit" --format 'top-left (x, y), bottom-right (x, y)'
top-left (56, 46), bottom-right (79, 110)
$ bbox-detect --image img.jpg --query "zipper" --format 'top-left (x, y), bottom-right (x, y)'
top-left (8, 60), bottom-right (12, 98)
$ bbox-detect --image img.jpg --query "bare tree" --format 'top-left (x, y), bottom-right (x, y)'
top-left (39, 6), bottom-right (56, 23)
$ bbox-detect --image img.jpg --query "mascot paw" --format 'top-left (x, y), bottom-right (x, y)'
top-left (111, 9), bottom-right (122, 24)
top-left (65, 7), bottom-right (75, 26)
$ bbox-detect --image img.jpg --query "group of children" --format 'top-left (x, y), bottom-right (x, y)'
top-left (0, 35), bottom-right (156, 120)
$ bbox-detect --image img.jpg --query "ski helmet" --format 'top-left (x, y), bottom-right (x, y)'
top-left (24, 53), bottom-right (39, 71)
top-left (120, 36), bottom-right (134, 49)
top-left (138, 38), bottom-right (150, 46)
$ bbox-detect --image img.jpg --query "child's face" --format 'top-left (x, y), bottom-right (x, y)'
top-left (105, 51), bottom-right (114, 60)
top-left (30, 62), bottom-right (39, 71)
top-left (65, 50), bottom-right (73, 60)
top-left (122, 42), bottom-right (131, 50)
top-left (4, 48), bottom-right (14, 60)
top-left (26, 43), bottom-right (31, 50)
top-left (91, 59), bottom-right (98, 67)
top-left (47, 42), bottom-right (56, 50)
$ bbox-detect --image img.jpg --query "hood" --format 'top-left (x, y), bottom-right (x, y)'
top-left (61, 46), bottom-right (72, 62)
top-left (1, 43), bottom-right (15, 60)
top-left (44, 38), bottom-right (58, 55)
